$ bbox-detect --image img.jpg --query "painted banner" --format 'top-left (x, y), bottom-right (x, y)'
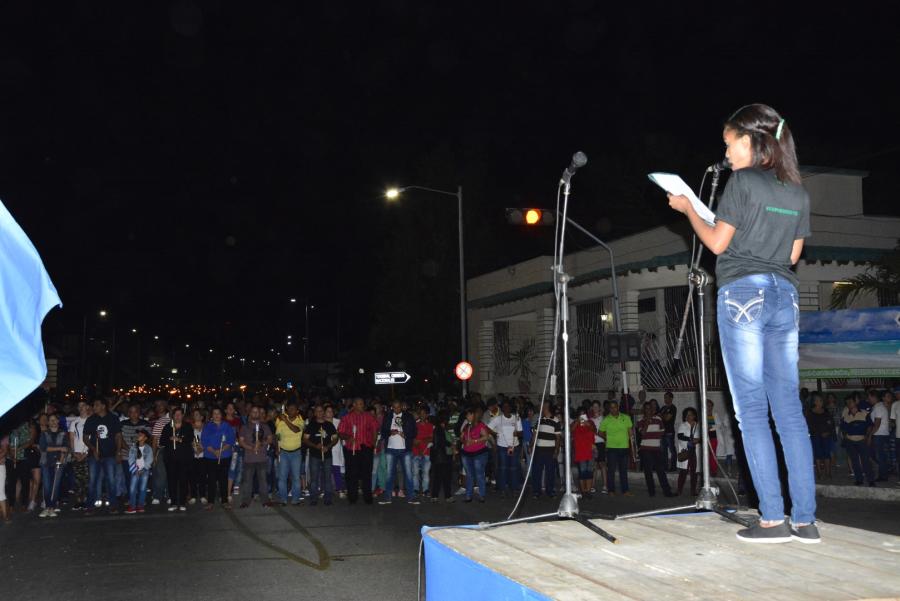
top-left (799, 307), bottom-right (900, 378)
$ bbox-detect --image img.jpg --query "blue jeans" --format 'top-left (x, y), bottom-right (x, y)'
top-left (267, 454), bottom-right (277, 495)
top-left (383, 448), bottom-right (415, 502)
top-left (661, 433), bottom-right (676, 470)
top-left (129, 469), bottom-right (150, 507)
top-left (308, 455), bottom-right (333, 502)
top-left (873, 435), bottom-right (890, 479)
top-left (531, 450), bottom-right (556, 495)
top-left (116, 461), bottom-right (130, 497)
top-left (229, 448), bottom-right (244, 484)
top-left (412, 455), bottom-right (431, 494)
top-left (606, 448), bottom-right (629, 493)
top-left (462, 452), bottom-right (488, 500)
top-left (496, 446), bottom-right (521, 491)
top-left (845, 440), bottom-right (874, 484)
top-left (152, 453), bottom-right (167, 502)
top-left (718, 273), bottom-right (816, 524)
top-left (88, 457), bottom-right (119, 509)
top-left (41, 463), bottom-right (63, 508)
top-left (278, 450), bottom-right (302, 503)
top-left (114, 460), bottom-right (127, 497)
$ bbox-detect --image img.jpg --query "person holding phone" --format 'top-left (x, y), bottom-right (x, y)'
top-left (667, 104), bottom-right (816, 544)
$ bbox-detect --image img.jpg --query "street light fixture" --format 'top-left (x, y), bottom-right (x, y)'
top-left (384, 184), bottom-right (469, 397)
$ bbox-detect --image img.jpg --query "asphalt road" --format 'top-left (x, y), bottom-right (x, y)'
top-left (1, 486), bottom-right (898, 601)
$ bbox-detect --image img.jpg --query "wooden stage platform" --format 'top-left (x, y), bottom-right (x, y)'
top-left (424, 513), bottom-right (900, 601)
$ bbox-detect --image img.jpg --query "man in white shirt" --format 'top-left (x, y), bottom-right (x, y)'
top-left (869, 393), bottom-right (890, 482)
top-left (487, 400), bottom-right (522, 497)
top-left (377, 400), bottom-right (419, 505)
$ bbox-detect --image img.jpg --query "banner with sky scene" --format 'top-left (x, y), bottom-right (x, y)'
top-left (799, 307), bottom-right (900, 378)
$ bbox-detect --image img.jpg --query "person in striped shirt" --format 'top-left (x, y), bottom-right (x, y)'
top-left (530, 403), bottom-right (561, 498)
top-left (637, 403), bottom-right (674, 497)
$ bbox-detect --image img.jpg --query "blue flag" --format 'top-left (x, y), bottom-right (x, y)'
top-left (0, 198), bottom-right (62, 416)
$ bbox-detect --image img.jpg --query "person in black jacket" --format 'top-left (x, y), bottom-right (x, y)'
top-left (377, 400), bottom-right (419, 505)
top-left (430, 411), bottom-right (455, 503)
top-left (159, 407), bottom-right (194, 512)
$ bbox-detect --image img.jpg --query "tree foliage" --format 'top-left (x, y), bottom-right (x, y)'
top-left (830, 240), bottom-right (900, 309)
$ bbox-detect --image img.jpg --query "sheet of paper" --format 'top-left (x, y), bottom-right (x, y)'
top-left (648, 172), bottom-right (716, 226)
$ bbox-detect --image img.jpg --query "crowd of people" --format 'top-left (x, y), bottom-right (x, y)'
top-left (0, 384), bottom-right (896, 522)
top-left (803, 387), bottom-right (899, 486)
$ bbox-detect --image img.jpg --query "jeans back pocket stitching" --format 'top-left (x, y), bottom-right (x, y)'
top-left (723, 296), bottom-right (764, 323)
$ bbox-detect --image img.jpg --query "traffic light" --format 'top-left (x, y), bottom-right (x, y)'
top-left (505, 208), bottom-right (555, 226)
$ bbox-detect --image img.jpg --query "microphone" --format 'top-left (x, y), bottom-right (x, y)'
top-left (561, 151), bottom-right (588, 184)
top-left (707, 158), bottom-right (731, 172)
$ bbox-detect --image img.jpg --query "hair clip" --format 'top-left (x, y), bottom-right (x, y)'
top-left (775, 118), bottom-right (785, 141)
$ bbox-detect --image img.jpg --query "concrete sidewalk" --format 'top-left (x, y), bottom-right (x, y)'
top-left (621, 470), bottom-right (900, 501)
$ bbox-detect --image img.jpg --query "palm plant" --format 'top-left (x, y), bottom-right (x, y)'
top-left (830, 241), bottom-right (900, 309)
top-left (510, 337), bottom-right (537, 393)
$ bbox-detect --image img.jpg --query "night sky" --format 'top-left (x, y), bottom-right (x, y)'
top-left (1, 3), bottom-right (898, 376)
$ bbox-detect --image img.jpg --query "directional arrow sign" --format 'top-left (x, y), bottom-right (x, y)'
top-left (374, 371), bottom-right (412, 385)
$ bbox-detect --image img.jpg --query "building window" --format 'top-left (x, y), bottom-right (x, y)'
top-left (638, 296), bottom-right (656, 313)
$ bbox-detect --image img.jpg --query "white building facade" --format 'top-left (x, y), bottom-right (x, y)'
top-left (466, 169), bottom-right (899, 410)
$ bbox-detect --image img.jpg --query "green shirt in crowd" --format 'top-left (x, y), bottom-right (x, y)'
top-left (599, 413), bottom-right (633, 449)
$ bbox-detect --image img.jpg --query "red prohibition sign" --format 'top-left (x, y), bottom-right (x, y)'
top-left (454, 361), bottom-right (473, 381)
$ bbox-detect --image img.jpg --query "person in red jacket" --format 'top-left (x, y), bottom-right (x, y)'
top-left (572, 411), bottom-right (597, 499)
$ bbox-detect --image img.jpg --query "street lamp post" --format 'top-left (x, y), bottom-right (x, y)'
top-left (304, 302), bottom-right (315, 364)
top-left (385, 185), bottom-right (468, 398)
top-left (82, 309), bottom-right (113, 389)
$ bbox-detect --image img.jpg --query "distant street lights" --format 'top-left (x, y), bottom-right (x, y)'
top-left (384, 184), bottom-right (468, 397)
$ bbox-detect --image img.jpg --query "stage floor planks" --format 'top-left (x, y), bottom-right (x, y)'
top-left (426, 513), bottom-right (900, 601)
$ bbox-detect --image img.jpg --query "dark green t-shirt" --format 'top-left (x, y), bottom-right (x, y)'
top-left (714, 168), bottom-right (810, 287)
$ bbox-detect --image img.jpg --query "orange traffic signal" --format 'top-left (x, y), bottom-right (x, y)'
top-left (505, 208), bottom-right (555, 226)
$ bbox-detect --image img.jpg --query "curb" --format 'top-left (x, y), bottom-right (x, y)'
top-left (620, 471), bottom-right (900, 502)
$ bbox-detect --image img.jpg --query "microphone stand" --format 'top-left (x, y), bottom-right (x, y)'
top-left (483, 164), bottom-right (618, 544)
top-left (608, 165), bottom-right (752, 527)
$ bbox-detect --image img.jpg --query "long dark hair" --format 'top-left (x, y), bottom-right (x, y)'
top-left (725, 103), bottom-right (801, 185)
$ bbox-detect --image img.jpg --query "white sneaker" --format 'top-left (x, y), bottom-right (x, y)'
top-left (151, 499), bottom-right (160, 505)
top-left (39, 509), bottom-right (50, 518)
top-left (179, 506), bottom-right (187, 512)
top-left (50, 509), bottom-right (60, 517)
top-left (168, 506), bottom-right (177, 512)
top-left (94, 500), bottom-right (103, 508)
top-left (188, 498), bottom-right (196, 505)
top-left (200, 497), bottom-right (208, 504)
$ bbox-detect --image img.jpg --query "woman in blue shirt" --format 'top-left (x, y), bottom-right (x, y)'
top-left (201, 407), bottom-right (236, 510)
